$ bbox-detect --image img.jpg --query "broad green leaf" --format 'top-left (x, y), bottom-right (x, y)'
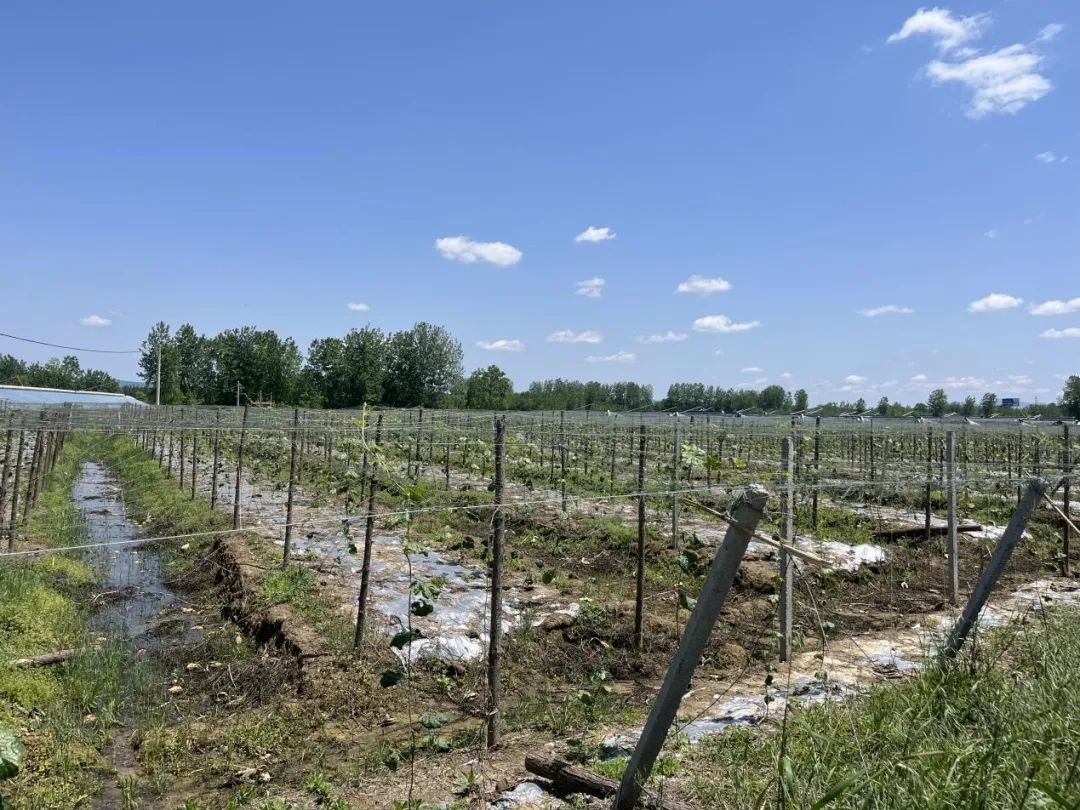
top-left (0, 729), bottom-right (26, 780)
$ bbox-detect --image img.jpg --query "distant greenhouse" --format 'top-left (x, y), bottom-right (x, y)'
top-left (0, 384), bottom-right (147, 408)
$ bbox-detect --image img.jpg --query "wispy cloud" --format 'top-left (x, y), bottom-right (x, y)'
top-left (926, 44), bottom-right (1053, 119)
top-left (574, 226), bottom-right (616, 243)
top-left (1040, 327), bottom-right (1080, 339)
top-left (741, 366), bottom-right (763, 373)
top-left (637, 331), bottom-right (688, 344)
top-left (858, 304), bottom-right (914, 317)
top-left (347, 302), bottom-right (370, 312)
top-left (585, 350), bottom-right (635, 363)
top-left (476, 339), bottom-right (524, 352)
top-left (984, 228), bottom-right (998, 239)
top-left (1030, 297), bottom-right (1080, 316)
top-left (79, 315), bottom-right (111, 327)
top-left (1035, 151), bottom-right (1066, 164)
top-left (780, 372), bottom-right (793, 380)
top-left (968, 293), bottom-right (1023, 313)
top-left (676, 275), bottom-right (732, 295)
top-left (692, 315), bottom-right (761, 333)
top-left (574, 277), bottom-right (605, 298)
top-left (1036, 23), bottom-right (1064, 43)
top-left (940, 375), bottom-right (988, 390)
top-left (844, 374), bottom-right (867, 384)
top-left (546, 330), bottom-right (602, 344)
top-left (910, 373), bottom-right (928, 382)
top-left (435, 235), bottom-right (522, 267)
top-left (889, 10), bottom-right (1059, 118)
top-left (887, 8), bottom-right (990, 53)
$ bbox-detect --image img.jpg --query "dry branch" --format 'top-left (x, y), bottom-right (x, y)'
top-left (524, 754), bottom-right (696, 810)
top-left (11, 649), bottom-right (76, 667)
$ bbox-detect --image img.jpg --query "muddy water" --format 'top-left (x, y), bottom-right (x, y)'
top-left (71, 462), bottom-right (196, 808)
top-left (75, 463), bottom-right (178, 640)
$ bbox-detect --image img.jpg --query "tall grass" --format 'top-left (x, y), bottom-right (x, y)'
top-left (681, 610), bottom-right (1080, 809)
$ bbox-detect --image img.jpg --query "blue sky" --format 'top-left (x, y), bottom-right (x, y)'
top-left (1, 2), bottom-right (1076, 404)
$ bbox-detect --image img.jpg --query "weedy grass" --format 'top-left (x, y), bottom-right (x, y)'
top-left (678, 608), bottom-right (1080, 809)
top-left (0, 436), bottom-right (138, 808)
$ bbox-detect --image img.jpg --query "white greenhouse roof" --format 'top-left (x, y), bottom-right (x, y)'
top-left (0, 385), bottom-right (147, 407)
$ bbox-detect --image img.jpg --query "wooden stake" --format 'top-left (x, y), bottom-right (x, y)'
top-left (283, 407), bottom-right (299, 567)
top-left (233, 406), bottom-right (249, 529)
top-left (946, 430), bottom-right (959, 605)
top-left (943, 479), bottom-right (1046, 660)
top-left (355, 413), bottom-right (383, 647)
top-left (486, 415), bottom-right (506, 748)
top-left (614, 486), bottom-right (768, 810)
top-left (634, 426), bottom-right (646, 650)
top-left (778, 436), bottom-right (794, 662)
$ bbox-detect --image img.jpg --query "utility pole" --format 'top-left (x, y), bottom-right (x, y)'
top-left (155, 345), bottom-right (162, 406)
top-left (235, 380), bottom-right (241, 408)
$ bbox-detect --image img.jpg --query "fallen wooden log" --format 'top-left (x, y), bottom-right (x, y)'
top-left (524, 754), bottom-right (696, 810)
top-left (11, 649), bottom-right (76, 668)
top-left (873, 523), bottom-right (982, 541)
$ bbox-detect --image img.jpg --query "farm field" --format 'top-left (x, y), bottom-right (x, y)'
top-left (0, 404), bottom-right (1077, 809)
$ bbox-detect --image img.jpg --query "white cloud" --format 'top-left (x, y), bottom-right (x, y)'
top-left (911, 373), bottom-right (928, 382)
top-left (1036, 23), bottom-right (1064, 43)
top-left (574, 277), bottom-right (605, 298)
top-left (780, 372), bottom-right (793, 380)
top-left (925, 44), bottom-right (1053, 118)
top-left (1007, 374), bottom-right (1033, 385)
top-left (585, 350), bottom-right (635, 363)
top-left (889, 11), bottom-right (1056, 118)
top-left (1035, 151), bottom-right (1061, 164)
top-left (347, 302), bottom-right (370, 312)
top-left (714, 349), bottom-right (725, 356)
top-left (941, 375), bottom-right (988, 390)
top-left (692, 315), bottom-right (761, 333)
top-left (435, 235), bottom-right (522, 267)
top-left (749, 377), bottom-right (768, 386)
top-left (741, 366), bottom-right (763, 373)
top-left (1040, 327), bottom-right (1080, 339)
top-left (968, 292), bottom-right (1023, 313)
top-left (844, 374), bottom-right (867, 384)
top-left (476, 339), bottom-right (523, 352)
top-left (984, 228), bottom-right (998, 239)
top-left (1031, 297), bottom-right (1080, 316)
top-left (574, 226), bottom-right (616, 243)
top-left (79, 315), bottom-right (111, 327)
top-left (888, 8), bottom-right (990, 53)
top-left (858, 304), bottom-right (914, 317)
top-left (676, 275), bottom-right (732, 295)
top-left (546, 330), bottom-right (602, 344)
top-left (637, 331), bottom-right (688, 344)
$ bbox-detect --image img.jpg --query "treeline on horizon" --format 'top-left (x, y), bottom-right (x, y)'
top-left (1, 321), bottom-right (1076, 419)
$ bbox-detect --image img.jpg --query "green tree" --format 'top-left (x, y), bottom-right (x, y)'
top-left (1063, 375), bottom-right (1080, 420)
top-left (793, 389), bottom-right (809, 411)
top-left (980, 392), bottom-right (997, 418)
top-left (854, 397), bottom-right (867, 413)
top-left (384, 323), bottom-right (464, 407)
top-left (877, 396), bottom-right (889, 416)
top-left (757, 385), bottom-right (787, 412)
top-left (928, 388), bottom-right (948, 418)
top-left (466, 365), bottom-right (513, 410)
top-left (961, 395), bottom-right (977, 417)
top-left (211, 326), bottom-right (303, 405)
top-left (139, 321), bottom-right (182, 404)
top-left (173, 323), bottom-right (213, 403)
